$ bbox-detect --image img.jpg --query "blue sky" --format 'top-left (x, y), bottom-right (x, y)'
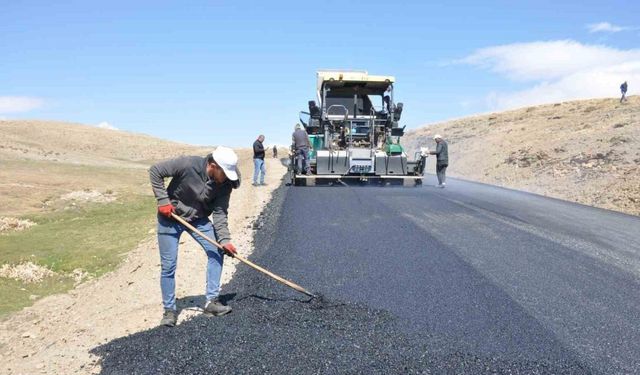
top-left (2, 0), bottom-right (638, 146)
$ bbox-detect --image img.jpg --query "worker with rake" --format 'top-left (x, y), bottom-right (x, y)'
top-left (149, 147), bottom-right (240, 327)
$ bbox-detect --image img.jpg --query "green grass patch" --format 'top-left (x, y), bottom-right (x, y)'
top-left (0, 276), bottom-right (73, 316)
top-left (0, 194), bottom-right (156, 317)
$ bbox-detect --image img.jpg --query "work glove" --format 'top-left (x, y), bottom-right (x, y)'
top-left (222, 243), bottom-right (237, 257)
top-left (158, 203), bottom-right (175, 218)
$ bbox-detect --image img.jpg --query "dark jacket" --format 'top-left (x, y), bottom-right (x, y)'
top-left (433, 141), bottom-right (449, 164)
top-left (253, 139), bottom-right (265, 159)
top-left (149, 156), bottom-right (233, 244)
top-left (621, 82), bottom-right (628, 93)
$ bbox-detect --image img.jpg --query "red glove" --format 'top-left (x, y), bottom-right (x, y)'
top-left (158, 203), bottom-right (175, 218)
top-left (222, 243), bottom-right (237, 256)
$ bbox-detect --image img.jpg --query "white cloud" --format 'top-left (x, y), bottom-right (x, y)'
top-left (97, 121), bottom-right (119, 130)
top-left (0, 96), bottom-right (44, 114)
top-left (460, 40), bottom-right (639, 111)
top-left (587, 22), bottom-right (631, 33)
top-left (460, 40), bottom-right (640, 82)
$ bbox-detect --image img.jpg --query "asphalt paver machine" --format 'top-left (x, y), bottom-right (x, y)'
top-left (290, 70), bottom-right (426, 186)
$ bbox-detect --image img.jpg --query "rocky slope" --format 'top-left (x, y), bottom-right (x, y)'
top-left (404, 96), bottom-right (639, 215)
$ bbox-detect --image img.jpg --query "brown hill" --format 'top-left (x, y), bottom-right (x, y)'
top-left (404, 96), bottom-right (640, 216)
top-left (0, 120), bottom-right (223, 216)
top-left (0, 120), bottom-right (207, 167)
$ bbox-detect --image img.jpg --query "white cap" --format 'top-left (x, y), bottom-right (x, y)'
top-left (212, 147), bottom-right (239, 181)
top-left (433, 134), bottom-right (442, 140)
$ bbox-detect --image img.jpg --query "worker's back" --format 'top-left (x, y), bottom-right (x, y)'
top-left (292, 128), bottom-right (309, 149)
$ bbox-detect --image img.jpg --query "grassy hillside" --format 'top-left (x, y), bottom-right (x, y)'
top-left (404, 96), bottom-right (639, 216)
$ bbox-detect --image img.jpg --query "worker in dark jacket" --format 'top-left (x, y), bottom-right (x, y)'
top-left (292, 124), bottom-right (311, 174)
top-left (429, 134), bottom-right (449, 188)
top-left (620, 81), bottom-right (628, 103)
top-left (149, 147), bottom-right (240, 327)
top-left (253, 135), bottom-right (266, 186)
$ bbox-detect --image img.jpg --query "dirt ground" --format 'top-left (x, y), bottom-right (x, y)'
top-left (0, 155), bottom-right (288, 375)
top-left (404, 96), bottom-right (640, 216)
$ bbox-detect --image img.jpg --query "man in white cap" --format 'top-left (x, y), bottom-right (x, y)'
top-left (429, 134), bottom-right (448, 188)
top-left (149, 147), bottom-right (241, 327)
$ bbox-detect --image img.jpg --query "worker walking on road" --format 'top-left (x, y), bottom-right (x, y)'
top-left (253, 135), bottom-right (266, 186)
top-left (292, 123), bottom-right (311, 175)
top-left (620, 81), bottom-right (628, 103)
top-left (429, 134), bottom-right (448, 188)
top-left (149, 147), bottom-right (240, 327)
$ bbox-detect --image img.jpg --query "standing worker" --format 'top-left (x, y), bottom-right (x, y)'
top-left (620, 81), bottom-right (628, 103)
top-left (253, 135), bottom-right (266, 186)
top-left (149, 147), bottom-right (241, 327)
top-left (429, 134), bottom-right (449, 188)
top-left (273, 145), bottom-right (278, 158)
top-left (292, 123), bottom-right (311, 175)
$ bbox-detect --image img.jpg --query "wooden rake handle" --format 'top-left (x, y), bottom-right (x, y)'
top-left (170, 213), bottom-right (315, 298)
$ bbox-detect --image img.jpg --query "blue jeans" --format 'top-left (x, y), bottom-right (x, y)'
top-left (253, 158), bottom-right (266, 184)
top-left (296, 148), bottom-right (310, 174)
top-left (157, 216), bottom-right (225, 311)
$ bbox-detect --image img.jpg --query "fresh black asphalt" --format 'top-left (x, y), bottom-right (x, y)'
top-left (92, 176), bottom-right (640, 374)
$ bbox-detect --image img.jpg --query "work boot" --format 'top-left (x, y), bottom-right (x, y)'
top-left (204, 298), bottom-right (232, 316)
top-left (160, 309), bottom-right (177, 327)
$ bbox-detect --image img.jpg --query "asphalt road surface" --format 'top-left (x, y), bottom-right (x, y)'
top-left (93, 177), bottom-right (640, 374)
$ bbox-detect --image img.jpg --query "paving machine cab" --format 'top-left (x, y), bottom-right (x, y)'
top-left (293, 70), bottom-right (426, 186)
